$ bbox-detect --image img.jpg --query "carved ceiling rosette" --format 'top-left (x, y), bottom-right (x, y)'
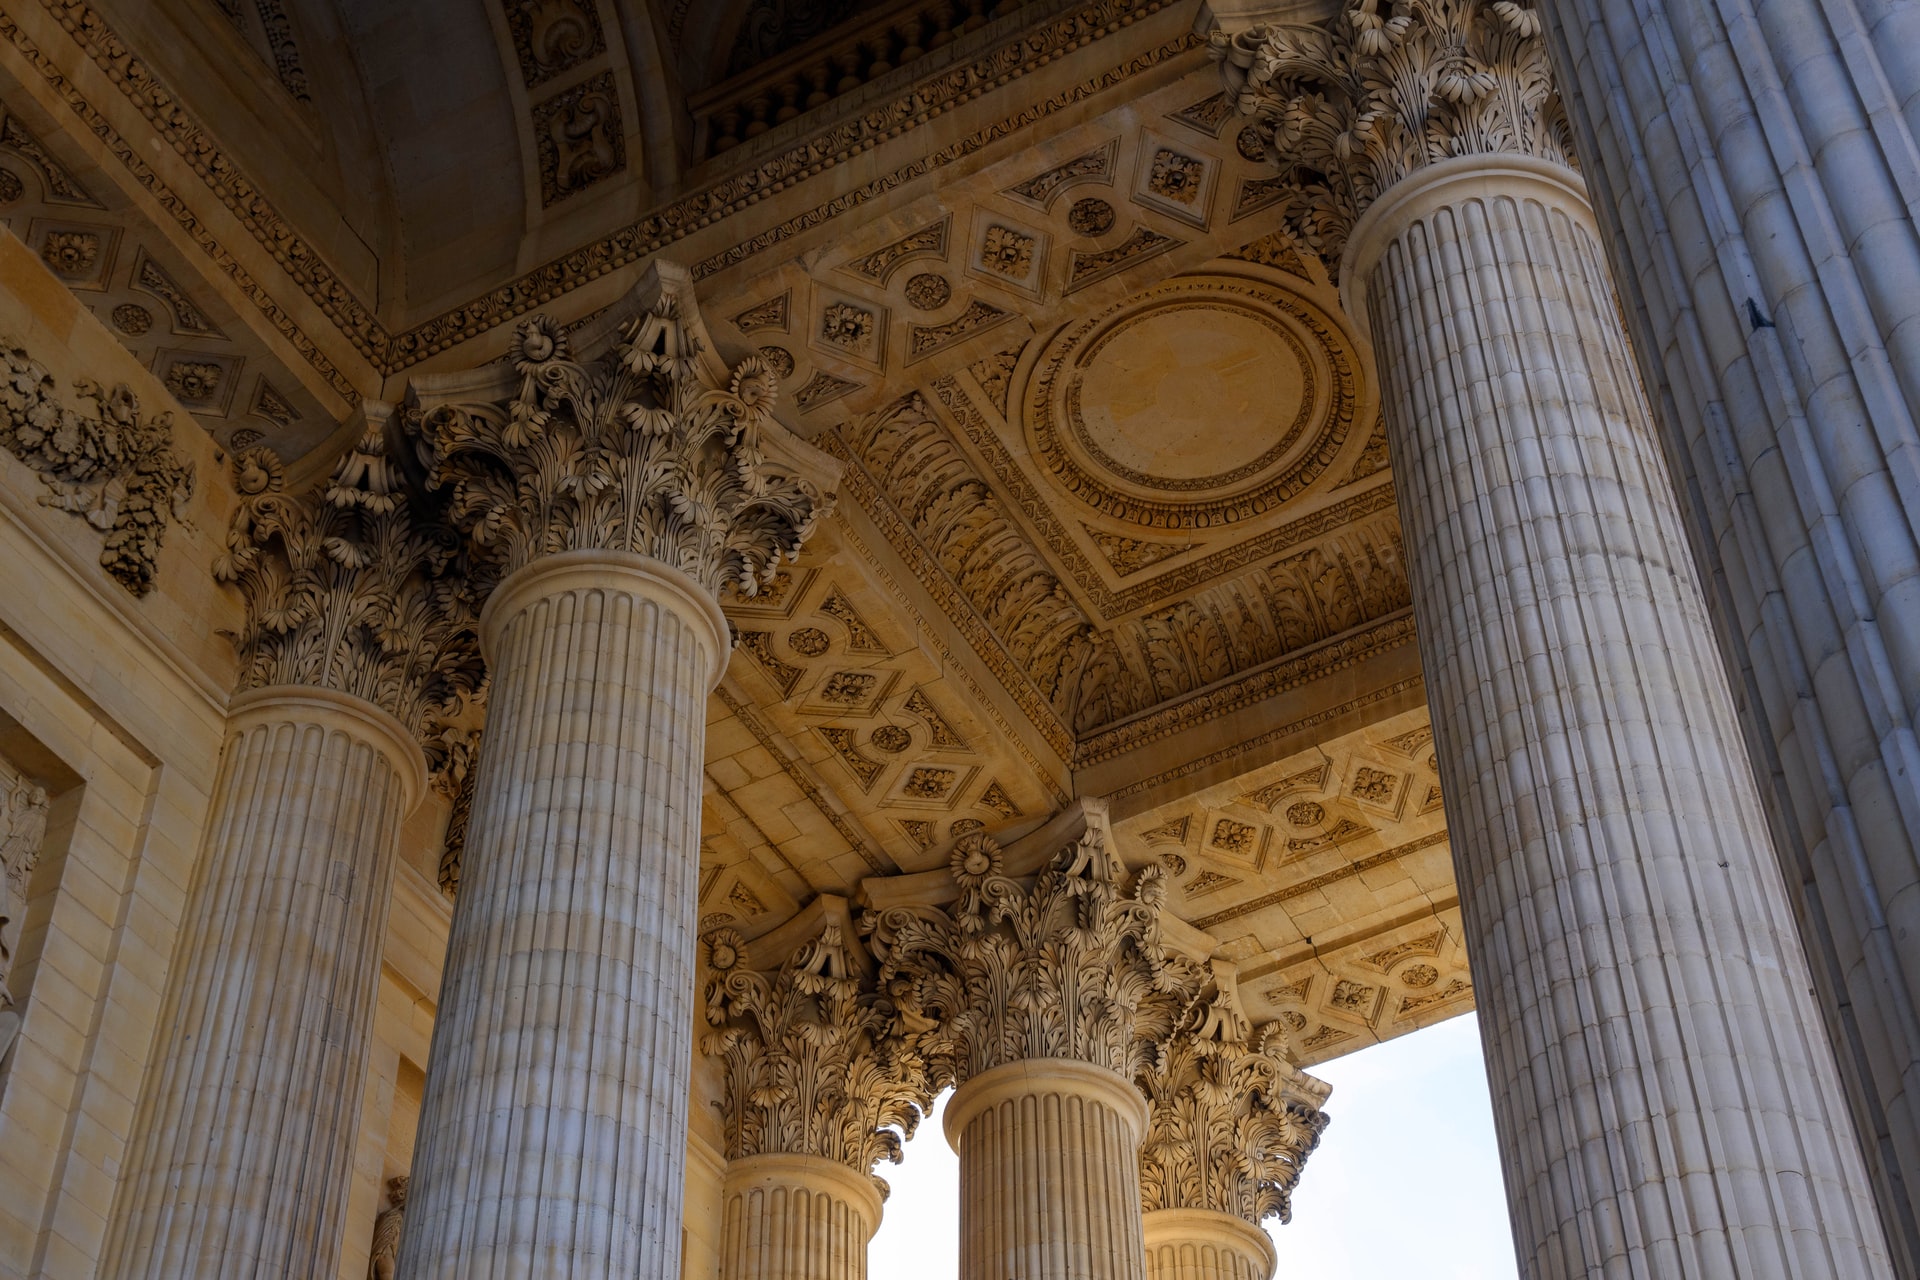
top-left (701, 921), bottom-right (935, 1192)
top-left (866, 828), bottom-right (1202, 1089)
top-left (417, 287), bottom-right (835, 600)
top-left (1213, 0), bottom-right (1574, 266)
top-left (1137, 965), bottom-right (1332, 1227)
top-left (213, 421), bottom-right (486, 757)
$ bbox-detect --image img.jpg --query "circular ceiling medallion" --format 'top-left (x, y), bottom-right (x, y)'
top-left (1027, 274), bottom-right (1358, 528)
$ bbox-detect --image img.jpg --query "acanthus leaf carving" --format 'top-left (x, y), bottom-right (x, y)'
top-left (1137, 964), bottom-right (1332, 1226)
top-left (1214, 0), bottom-right (1573, 266)
top-left (701, 921), bottom-right (936, 1192)
top-left (421, 295), bottom-right (835, 599)
top-left (867, 823), bottom-right (1202, 1088)
top-left (214, 422), bottom-right (486, 742)
top-left (0, 337), bottom-right (194, 596)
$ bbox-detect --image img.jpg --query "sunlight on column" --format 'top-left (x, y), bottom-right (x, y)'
top-left (865, 1016), bottom-right (1515, 1279)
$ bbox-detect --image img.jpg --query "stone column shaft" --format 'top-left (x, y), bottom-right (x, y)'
top-left (1142, 1209), bottom-right (1274, 1280)
top-left (104, 687), bottom-right (422, 1279)
top-left (719, 1154), bottom-right (882, 1280)
top-left (1538, 0), bottom-right (1920, 1257)
top-left (947, 1058), bottom-right (1148, 1280)
top-left (396, 553), bottom-right (724, 1279)
top-left (1351, 154), bottom-right (1892, 1276)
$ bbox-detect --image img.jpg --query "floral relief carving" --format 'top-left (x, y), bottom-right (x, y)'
top-left (1137, 972), bottom-right (1331, 1226)
top-left (903, 273), bottom-right (951, 311)
top-left (1146, 149), bottom-right (1205, 203)
top-left (533, 71), bottom-right (625, 204)
top-left (39, 229), bottom-right (98, 277)
top-left (979, 225), bottom-right (1036, 278)
top-left (421, 298), bottom-right (833, 596)
top-left (215, 429), bottom-right (487, 749)
top-left (1, 759), bottom-right (51, 1057)
top-left (163, 361), bottom-right (223, 404)
top-left (866, 824), bottom-right (1202, 1088)
top-left (702, 922), bottom-right (936, 1188)
top-left (0, 337), bottom-right (194, 596)
top-left (820, 302), bottom-right (876, 351)
top-left (1215, 0), bottom-right (1573, 266)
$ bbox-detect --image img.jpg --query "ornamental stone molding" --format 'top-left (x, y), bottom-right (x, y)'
top-left (0, 336), bottom-right (194, 596)
top-left (1213, 0), bottom-right (1574, 266)
top-left (213, 418), bottom-right (485, 753)
top-left (701, 904), bottom-right (936, 1188)
top-left (414, 264), bottom-right (839, 601)
top-left (0, 756), bottom-right (50, 1063)
top-left (866, 808), bottom-right (1202, 1087)
top-left (1137, 961), bottom-right (1331, 1227)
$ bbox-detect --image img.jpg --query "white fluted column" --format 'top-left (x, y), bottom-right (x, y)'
top-left (395, 552), bottom-right (726, 1279)
top-left (1142, 1210), bottom-right (1274, 1280)
top-left (719, 1154), bottom-right (883, 1280)
top-left (946, 1058), bottom-right (1149, 1280)
top-left (1347, 153), bottom-right (1893, 1275)
top-left (1537, 1), bottom-right (1920, 1258)
top-left (104, 686), bottom-right (424, 1280)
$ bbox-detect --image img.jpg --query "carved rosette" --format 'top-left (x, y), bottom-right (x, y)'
top-left (1137, 972), bottom-right (1332, 1226)
top-left (214, 426), bottom-right (486, 754)
top-left (868, 829), bottom-right (1201, 1087)
top-left (0, 338), bottom-right (194, 596)
top-left (702, 923), bottom-right (935, 1191)
top-left (1214, 0), bottom-right (1573, 264)
top-left (421, 298), bottom-right (832, 598)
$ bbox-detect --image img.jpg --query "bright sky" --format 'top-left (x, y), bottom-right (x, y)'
top-left (868, 1013), bottom-right (1519, 1279)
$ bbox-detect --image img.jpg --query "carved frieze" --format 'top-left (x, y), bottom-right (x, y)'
top-left (866, 824), bottom-right (1201, 1087)
top-left (1138, 971), bottom-right (1331, 1225)
top-left (421, 297), bottom-right (834, 596)
top-left (214, 427), bottom-right (485, 745)
top-left (0, 337), bottom-right (194, 596)
top-left (1215, 0), bottom-right (1573, 265)
top-left (702, 921), bottom-right (935, 1185)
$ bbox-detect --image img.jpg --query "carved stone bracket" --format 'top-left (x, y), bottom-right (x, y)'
top-left (213, 416), bottom-right (486, 754)
top-left (866, 821), bottom-right (1203, 1089)
top-left (0, 337), bottom-right (194, 596)
top-left (1213, 0), bottom-right (1573, 266)
top-left (701, 914), bottom-right (935, 1193)
top-left (417, 267), bottom-right (838, 601)
top-left (1137, 960), bottom-right (1332, 1226)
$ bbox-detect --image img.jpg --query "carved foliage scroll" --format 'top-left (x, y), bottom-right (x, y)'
top-left (0, 338), bottom-right (193, 596)
top-left (868, 829), bottom-right (1201, 1087)
top-left (1214, 0), bottom-right (1573, 265)
top-left (423, 303), bottom-right (831, 598)
top-left (702, 922), bottom-right (935, 1188)
top-left (214, 430), bottom-right (486, 745)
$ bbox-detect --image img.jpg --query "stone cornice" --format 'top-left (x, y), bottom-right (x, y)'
top-left (7, 0), bottom-right (1199, 404)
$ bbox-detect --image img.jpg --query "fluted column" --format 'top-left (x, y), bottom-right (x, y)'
top-left (1536, 1), bottom-right (1920, 1259)
top-left (1136, 965), bottom-right (1328, 1280)
top-left (396, 265), bottom-right (837, 1280)
top-left (700, 908), bottom-right (932, 1280)
top-left (947, 1058), bottom-right (1149, 1280)
top-left (1141, 1211), bottom-right (1274, 1280)
top-left (1220, 6), bottom-right (1895, 1273)
top-left (871, 807), bottom-right (1199, 1280)
top-left (396, 552), bottom-right (725, 1277)
top-left (719, 1154), bottom-right (884, 1280)
top-left (104, 433), bottom-right (479, 1279)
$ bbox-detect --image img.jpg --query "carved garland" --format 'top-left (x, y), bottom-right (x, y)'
top-left (867, 829), bottom-right (1201, 1087)
top-left (421, 303), bottom-right (829, 594)
top-left (1214, 0), bottom-right (1574, 266)
top-left (213, 426), bottom-right (486, 752)
top-left (703, 923), bottom-right (935, 1190)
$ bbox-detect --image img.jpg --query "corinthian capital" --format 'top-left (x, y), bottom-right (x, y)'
top-left (866, 816), bottom-right (1202, 1087)
top-left (1214, 0), bottom-right (1572, 263)
top-left (701, 911), bottom-right (935, 1187)
top-left (417, 265), bottom-right (838, 598)
top-left (214, 414), bottom-right (486, 748)
top-left (1138, 963), bottom-right (1331, 1226)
